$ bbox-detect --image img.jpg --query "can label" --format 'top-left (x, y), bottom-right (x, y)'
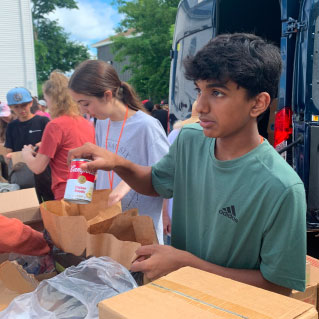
top-left (64, 159), bottom-right (95, 204)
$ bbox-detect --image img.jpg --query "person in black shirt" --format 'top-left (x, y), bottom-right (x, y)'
top-left (5, 115), bottom-right (50, 152)
top-left (144, 101), bottom-right (168, 134)
top-left (5, 87), bottom-right (54, 201)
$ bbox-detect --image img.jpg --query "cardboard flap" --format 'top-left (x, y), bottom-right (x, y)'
top-left (1, 188), bottom-right (39, 214)
top-left (0, 188), bottom-right (41, 223)
top-left (10, 151), bottom-right (25, 169)
top-left (0, 261), bottom-right (38, 294)
top-left (0, 145), bottom-right (7, 156)
top-left (86, 233), bottom-right (141, 269)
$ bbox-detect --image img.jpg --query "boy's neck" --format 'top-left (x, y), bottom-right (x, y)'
top-left (215, 126), bottom-right (262, 161)
top-left (18, 113), bottom-right (35, 122)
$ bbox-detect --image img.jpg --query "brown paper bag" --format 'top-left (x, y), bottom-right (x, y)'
top-left (86, 210), bottom-right (158, 269)
top-left (41, 189), bottom-right (158, 269)
top-left (40, 189), bottom-right (122, 256)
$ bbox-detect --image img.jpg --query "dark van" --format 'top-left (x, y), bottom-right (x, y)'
top-left (169, 0), bottom-right (319, 230)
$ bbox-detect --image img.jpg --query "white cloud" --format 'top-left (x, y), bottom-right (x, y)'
top-left (47, 0), bottom-right (121, 49)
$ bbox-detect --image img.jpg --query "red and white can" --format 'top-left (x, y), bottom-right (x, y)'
top-left (64, 159), bottom-right (95, 204)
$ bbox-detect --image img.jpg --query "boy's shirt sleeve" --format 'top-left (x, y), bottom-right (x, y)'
top-left (38, 122), bottom-right (62, 159)
top-left (260, 183), bottom-right (307, 292)
top-left (151, 133), bottom-right (179, 199)
top-left (0, 215), bottom-right (49, 255)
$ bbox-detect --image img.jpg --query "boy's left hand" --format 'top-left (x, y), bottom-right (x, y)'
top-left (130, 244), bottom-right (187, 280)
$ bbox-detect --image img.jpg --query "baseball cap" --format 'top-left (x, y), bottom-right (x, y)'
top-left (38, 100), bottom-right (47, 107)
top-left (0, 102), bottom-right (10, 117)
top-left (6, 87), bottom-right (32, 106)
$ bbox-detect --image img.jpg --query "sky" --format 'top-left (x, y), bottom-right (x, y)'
top-left (47, 0), bottom-right (123, 56)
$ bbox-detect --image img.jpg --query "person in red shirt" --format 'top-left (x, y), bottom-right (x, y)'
top-left (22, 72), bottom-right (95, 199)
top-left (0, 215), bottom-right (49, 255)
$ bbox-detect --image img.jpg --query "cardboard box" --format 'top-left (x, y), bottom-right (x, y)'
top-left (291, 283), bottom-right (318, 310)
top-left (99, 267), bottom-right (318, 319)
top-left (0, 260), bottom-right (56, 311)
top-left (307, 255), bottom-right (319, 285)
top-left (0, 145), bottom-right (7, 157)
top-left (10, 151), bottom-right (25, 168)
top-left (0, 188), bottom-right (41, 224)
top-left (291, 256), bottom-right (319, 311)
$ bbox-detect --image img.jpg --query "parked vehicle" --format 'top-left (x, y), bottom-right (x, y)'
top-left (169, 0), bottom-right (319, 229)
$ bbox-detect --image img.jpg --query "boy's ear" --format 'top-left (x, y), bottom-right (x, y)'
top-left (250, 92), bottom-right (271, 118)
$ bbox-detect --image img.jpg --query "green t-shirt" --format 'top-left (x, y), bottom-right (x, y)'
top-left (152, 124), bottom-right (306, 291)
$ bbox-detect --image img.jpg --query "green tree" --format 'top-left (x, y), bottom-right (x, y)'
top-left (32, 0), bottom-right (78, 21)
top-left (31, 0), bottom-right (90, 89)
top-left (112, 0), bottom-right (179, 102)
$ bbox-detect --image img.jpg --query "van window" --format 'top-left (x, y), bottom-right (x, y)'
top-left (172, 28), bottom-right (214, 118)
top-left (312, 17), bottom-right (319, 110)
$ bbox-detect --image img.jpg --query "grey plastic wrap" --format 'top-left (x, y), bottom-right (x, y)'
top-left (0, 256), bottom-right (137, 319)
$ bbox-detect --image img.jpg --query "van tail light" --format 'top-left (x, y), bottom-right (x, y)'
top-left (274, 106), bottom-right (293, 149)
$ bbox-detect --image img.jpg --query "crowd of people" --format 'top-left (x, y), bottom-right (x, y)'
top-left (0, 33), bottom-right (307, 297)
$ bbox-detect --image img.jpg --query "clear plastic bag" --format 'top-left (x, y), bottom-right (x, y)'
top-left (0, 256), bottom-right (137, 319)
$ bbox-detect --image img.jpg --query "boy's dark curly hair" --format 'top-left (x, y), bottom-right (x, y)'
top-left (184, 33), bottom-right (282, 100)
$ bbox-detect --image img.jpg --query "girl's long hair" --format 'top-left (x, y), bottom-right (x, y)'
top-left (0, 119), bottom-right (7, 143)
top-left (43, 71), bottom-right (80, 119)
top-left (69, 60), bottom-right (144, 112)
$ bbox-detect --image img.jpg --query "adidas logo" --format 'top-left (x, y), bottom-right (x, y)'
top-left (218, 205), bottom-right (238, 223)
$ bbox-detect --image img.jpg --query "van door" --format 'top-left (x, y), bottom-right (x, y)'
top-left (169, 0), bottom-right (215, 122)
top-left (293, 0), bottom-right (319, 227)
top-left (274, 0), bottom-right (300, 158)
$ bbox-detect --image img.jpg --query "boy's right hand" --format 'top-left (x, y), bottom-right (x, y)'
top-left (68, 142), bottom-right (117, 172)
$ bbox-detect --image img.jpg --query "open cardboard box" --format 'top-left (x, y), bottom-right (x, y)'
top-left (40, 190), bottom-right (158, 269)
top-left (292, 255), bottom-right (319, 312)
top-left (9, 151), bottom-right (25, 168)
top-left (0, 145), bottom-right (7, 157)
top-left (0, 188), bottom-right (41, 224)
top-left (0, 260), bottom-right (56, 311)
top-left (99, 266), bottom-right (318, 319)
top-left (291, 255), bottom-right (319, 311)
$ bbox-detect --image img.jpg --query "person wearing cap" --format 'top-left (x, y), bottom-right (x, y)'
top-left (5, 87), bottom-right (54, 201)
top-left (5, 87), bottom-right (50, 153)
top-left (36, 100), bottom-right (51, 119)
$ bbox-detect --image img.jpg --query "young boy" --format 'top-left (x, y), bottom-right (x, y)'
top-left (5, 87), bottom-right (53, 201)
top-left (68, 33), bottom-right (306, 295)
top-left (5, 88), bottom-right (49, 152)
